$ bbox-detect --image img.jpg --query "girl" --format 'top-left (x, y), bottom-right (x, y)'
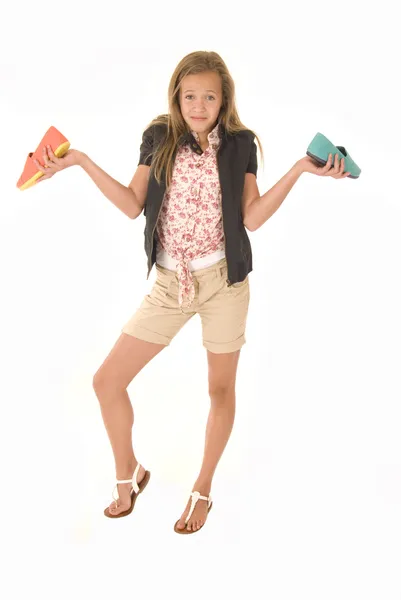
top-left (34, 50), bottom-right (350, 534)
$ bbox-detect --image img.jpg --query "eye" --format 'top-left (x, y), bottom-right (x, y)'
top-left (184, 95), bottom-right (215, 101)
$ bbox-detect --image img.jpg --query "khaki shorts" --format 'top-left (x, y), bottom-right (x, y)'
top-left (121, 257), bottom-right (250, 354)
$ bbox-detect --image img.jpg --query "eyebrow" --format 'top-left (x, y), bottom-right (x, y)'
top-left (183, 89), bottom-right (218, 94)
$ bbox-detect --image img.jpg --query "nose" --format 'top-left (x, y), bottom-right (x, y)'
top-left (193, 99), bottom-right (206, 111)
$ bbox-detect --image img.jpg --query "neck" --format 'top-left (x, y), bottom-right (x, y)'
top-left (197, 131), bottom-right (209, 145)
top-left (190, 120), bottom-right (219, 145)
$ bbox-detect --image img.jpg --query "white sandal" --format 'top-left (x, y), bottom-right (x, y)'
top-left (104, 463), bottom-right (151, 518)
top-left (174, 490), bottom-right (213, 534)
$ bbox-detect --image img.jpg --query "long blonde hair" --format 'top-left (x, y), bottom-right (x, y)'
top-left (143, 50), bottom-right (264, 188)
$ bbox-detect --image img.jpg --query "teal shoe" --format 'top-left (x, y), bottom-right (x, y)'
top-left (306, 132), bottom-right (361, 179)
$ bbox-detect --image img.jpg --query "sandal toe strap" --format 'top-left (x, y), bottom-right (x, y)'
top-left (185, 491), bottom-right (212, 524)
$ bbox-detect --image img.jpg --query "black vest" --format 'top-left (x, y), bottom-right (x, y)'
top-left (142, 122), bottom-right (257, 286)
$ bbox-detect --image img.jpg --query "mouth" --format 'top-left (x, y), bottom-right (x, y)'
top-left (190, 117), bottom-right (207, 121)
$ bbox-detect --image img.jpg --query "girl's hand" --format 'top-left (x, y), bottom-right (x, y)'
top-left (33, 146), bottom-right (83, 183)
top-left (297, 153), bottom-right (351, 178)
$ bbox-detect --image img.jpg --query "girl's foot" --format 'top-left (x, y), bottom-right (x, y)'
top-left (107, 462), bottom-right (146, 516)
top-left (175, 485), bottom-right (211, 532)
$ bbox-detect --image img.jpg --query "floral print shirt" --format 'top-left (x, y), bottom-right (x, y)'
top-left (155, 122), bottom-right (224, 309)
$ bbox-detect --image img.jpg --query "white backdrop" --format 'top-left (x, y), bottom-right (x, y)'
top-left (1, 1), bottom-right (400, 598)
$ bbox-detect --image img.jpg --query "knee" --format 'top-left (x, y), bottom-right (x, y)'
top-left (208, 383), bottom-right (235, 404)
top-left (92, 370), bottom-right (111, 394)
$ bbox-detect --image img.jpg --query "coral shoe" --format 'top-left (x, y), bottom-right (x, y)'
top-left (17, 126), bottom-right (70, 190)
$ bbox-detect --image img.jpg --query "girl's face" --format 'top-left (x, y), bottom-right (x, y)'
top-left (179, 71), bottom-right (223, 135)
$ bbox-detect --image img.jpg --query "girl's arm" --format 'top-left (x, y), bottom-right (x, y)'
top-left (79, 152), bottom-right (150, 219)
top-left (243, 163), bottom-right (303, 231)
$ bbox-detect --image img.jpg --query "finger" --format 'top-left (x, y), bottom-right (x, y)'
top-left (332, 153), bottom-right (338, 173)
top-left (322, 154), bottom-right (333, 174)
top-left (332, 169), bottom-right (348, 179)
top-left (33, 158), bottom-right (46, 172)
top-left (46, 145), bottom-right (61, 165)
top-left (318, 154), bottom-right (330, 174)
top-left (33, 157), bottom-right (53, 175)
top-left (42, 146), bottom-right (54, 168)
top-left (36, 173), bottom-right (51, 183)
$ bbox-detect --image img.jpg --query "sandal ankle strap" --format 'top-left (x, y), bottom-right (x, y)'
top-left (113, 463), bottom-right (142, 502)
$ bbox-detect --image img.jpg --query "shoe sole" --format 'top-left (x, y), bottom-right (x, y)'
top-left (18, 141), bottom-right (71, 190)
top-left (103, 470), bottom-right (151, 519)
top-left (306, 150), bottom-right (360, 179)
top-left (173, 502), bottom-right (213, 534)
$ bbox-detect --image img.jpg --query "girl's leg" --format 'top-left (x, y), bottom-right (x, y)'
top-left (93, 333), bottom-right (165, 515)
top-left (176, 349), bottom-right (241, 531)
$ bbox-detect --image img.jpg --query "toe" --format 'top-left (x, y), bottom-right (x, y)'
top-left (176, 519), bottom-right (186, 530)
top-left (108, 501), bottom-right (127, 516)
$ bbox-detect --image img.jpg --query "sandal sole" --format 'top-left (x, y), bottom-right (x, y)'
top-left (103, 470), bottom-right (151, 518)
top-left (173, 502), bottom-right (213, 534)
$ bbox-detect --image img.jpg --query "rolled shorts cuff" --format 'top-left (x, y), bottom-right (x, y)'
top-left (203, 334), bottom-right (246, 354)
top-left (122, 324), bottom-right (171, 346)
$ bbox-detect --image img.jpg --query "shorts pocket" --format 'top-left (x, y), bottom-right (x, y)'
top-left (225, 276), bottom-right (249, 296)
top-left (154, 271), bottom-right (177, 299)
top-left (218, 264), bottom-right (248, 295)
top-left (231, 279), bottom-right (248, 288)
